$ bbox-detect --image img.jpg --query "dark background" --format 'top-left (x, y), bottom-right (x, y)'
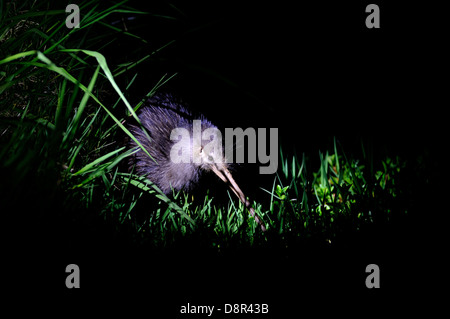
top-left (116, 0), bottom-right (444, 154)
top-left (4, 0), bottom-right (444, 316)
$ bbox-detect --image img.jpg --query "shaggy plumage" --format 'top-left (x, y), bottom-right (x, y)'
top-left (128, 93), bottom-right (220, 193)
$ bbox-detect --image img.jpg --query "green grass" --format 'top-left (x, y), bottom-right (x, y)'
top-left (0, 0), bottom-right (414, 251)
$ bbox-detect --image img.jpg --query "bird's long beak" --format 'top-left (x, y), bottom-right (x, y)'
top-left (210, 164), bottom-right (266, 232)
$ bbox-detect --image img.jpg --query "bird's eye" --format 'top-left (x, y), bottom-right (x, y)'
top-left (207, 155), bottom-right (214, 162)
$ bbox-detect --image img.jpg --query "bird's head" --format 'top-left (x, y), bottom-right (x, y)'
top-left (192, 131), bottom-right (249, 210)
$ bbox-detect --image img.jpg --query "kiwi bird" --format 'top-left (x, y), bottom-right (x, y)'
top-left (128, 93), bottom-right (266, 231)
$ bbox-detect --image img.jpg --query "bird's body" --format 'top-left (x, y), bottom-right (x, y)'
top-left (128, 94), bottom-right (217, 194)
top-left (130, 108), bottom-right (199, 193)
top-left (128, 93), bottom-right (266, 231)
